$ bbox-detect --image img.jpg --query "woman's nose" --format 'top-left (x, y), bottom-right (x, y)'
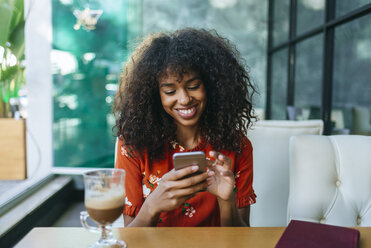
top-left (178, 90), bottom-right (192, 105)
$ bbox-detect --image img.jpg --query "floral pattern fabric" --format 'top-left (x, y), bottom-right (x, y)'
top-left (115, 137), bottom-right (256, 226)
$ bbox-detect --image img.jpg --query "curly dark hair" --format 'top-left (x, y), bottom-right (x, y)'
top-left (113, 28), bottom-right (257, 159)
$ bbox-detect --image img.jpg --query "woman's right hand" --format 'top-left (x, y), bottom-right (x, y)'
top-left (143, 165), bottom-right (209, 217)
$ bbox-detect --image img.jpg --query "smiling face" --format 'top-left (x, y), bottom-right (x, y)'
top-left (158, 70), bottom-right (207, 130)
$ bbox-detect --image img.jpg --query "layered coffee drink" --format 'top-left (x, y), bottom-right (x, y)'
top-left (85, 190), bottom-right (125, 225)
top-left (81, 169), bottom-right (127, 248)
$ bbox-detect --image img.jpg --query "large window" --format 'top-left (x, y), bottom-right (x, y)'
top-left (267, 0), bottom-right (371, 135)
top-left (296, 0), bottom-right (324, 36)
top-left (294, 34), bottom-right (323, 119)
top-left (333, 14), bottom-right (371, 135)
top-left (272, 0), bottom-right (290, 47)
top-left (51, 0), bottom-right (141, 168)
top-left (271, 48), bottom-right (288, 120)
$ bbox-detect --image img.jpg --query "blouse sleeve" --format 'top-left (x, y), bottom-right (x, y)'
top-left (234, 137), bottom-right (256, 208)
top-left (115, 139), bottom-right (144, 217)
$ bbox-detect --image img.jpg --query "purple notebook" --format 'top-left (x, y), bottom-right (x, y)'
top-left (275, 220), bottom-right (360, 248)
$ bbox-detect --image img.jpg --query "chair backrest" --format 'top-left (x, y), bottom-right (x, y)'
top-left (286, 106), bottom-right (302, 120)
top-left (113, 137), bottom-right (126, 228)
top-left (114, 137), bottom-right (119, 164)
top-left (288, 135), bottom-right (371, 227)
top-left (352, 107), bottom-right (371, 135)
top-left (248, 120), bottom-right (323, 227)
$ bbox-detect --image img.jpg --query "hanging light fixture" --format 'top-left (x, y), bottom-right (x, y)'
top-left (73, 1), bottom-right (103, 31)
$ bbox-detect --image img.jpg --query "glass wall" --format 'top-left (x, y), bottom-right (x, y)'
top-left (333, 14), bottom-right (371, 135)
top-left (271, 48), bottom-right (288, 120)
top-left (267, 0), bottom-right (371, 135)
top-left (336, 0), bottom-right (371, 17)
top-left (272, 0), bottom-right (290, 46)
top-left (294, 34), bottom-right (323, 119)
top-left (296, 0), bottom-right (324, 36)
top-left (52, 0), bottom-right (140, 167)
top-left (52, 0), bottom-right (267, 168)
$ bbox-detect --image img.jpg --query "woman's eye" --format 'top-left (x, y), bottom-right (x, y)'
top-left (164, 90), bottom-right (176, 95)
top-left (188, 84), bottom-right (200, 90)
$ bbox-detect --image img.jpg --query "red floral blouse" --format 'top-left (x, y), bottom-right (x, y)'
top-left (115, 137), bottom-right (256, 226)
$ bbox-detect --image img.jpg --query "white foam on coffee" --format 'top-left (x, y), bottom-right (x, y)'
top-left (85, 189), bottom-right (125, 209)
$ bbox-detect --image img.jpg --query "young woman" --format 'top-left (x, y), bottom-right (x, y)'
top-left (113, 28), bottom-right (257, 227)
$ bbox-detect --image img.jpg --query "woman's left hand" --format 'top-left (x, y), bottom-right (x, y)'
top-left (206, 151), bottom-right (235, 201)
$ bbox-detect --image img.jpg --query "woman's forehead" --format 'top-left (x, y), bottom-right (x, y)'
top-left (159, 67), bottom-right (198, 82)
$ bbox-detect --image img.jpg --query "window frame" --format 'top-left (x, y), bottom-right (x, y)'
top-left (266, 0), bottom-right (371, 134)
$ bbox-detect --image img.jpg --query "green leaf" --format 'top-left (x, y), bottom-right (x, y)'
top-left (1, 64), bottom-right (18, 81)
top-left (0, 65), bottom-right (19, 103)
top-left (0, 79), bottom-right (11, 103)
top-left (184, 203), bottom-right (191, 207)
top-left (0, 0), bottom-right (24, 48)
top-left (8, 0), bottom-right (23, 35)
top-left (11, 67), bottom-right (24, 98)
top-left (0, 2), bottom-right (13, 46)
top-left (8, 20), bottom-right (25, 59)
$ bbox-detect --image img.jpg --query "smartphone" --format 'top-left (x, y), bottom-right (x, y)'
top-left (172, 151), bottom-right (206, 172)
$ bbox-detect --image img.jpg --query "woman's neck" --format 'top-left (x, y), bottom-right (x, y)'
top-left (176, 126), bottom-right (200, 150)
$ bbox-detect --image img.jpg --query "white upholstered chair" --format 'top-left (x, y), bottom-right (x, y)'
top-left (352, 107), bottom-right (371, 135)
top-left (113, 137), bottom-right (125, 227)
top-left (248, 120), bottom-right (324, 227)
top-left (287, 135), bottom-right (371, 226)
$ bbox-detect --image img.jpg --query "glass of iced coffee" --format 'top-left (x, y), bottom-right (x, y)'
top-left (80, 169), bottom-right (126, 248)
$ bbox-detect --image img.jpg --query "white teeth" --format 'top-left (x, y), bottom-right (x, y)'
top-left (179, 107), bottom-right (194, 115)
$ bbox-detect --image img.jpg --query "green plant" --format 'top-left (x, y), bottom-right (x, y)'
top-left (0, 0), bottom-right (25, 117)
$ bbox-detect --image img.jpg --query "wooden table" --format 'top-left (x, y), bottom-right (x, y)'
top-left (15, 227), bottom-right (371, 248)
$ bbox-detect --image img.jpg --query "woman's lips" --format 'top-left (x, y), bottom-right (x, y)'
top-left (176, 106), bottom-right (197, 119)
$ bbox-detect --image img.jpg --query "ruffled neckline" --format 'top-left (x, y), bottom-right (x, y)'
top-left (170, 137), bottom-right (206, 152)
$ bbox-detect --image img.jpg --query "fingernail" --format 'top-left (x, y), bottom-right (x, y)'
top-left (192, 165), bottom-right (199, 172)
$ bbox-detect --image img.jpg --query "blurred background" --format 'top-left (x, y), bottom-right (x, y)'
top-left (1, 0), bottom-right (370, 172)
top-left (49, 0), bottom-right (267, 169)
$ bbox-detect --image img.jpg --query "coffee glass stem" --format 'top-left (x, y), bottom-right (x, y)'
top-left (99, 225), bottom-right (113, 241)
